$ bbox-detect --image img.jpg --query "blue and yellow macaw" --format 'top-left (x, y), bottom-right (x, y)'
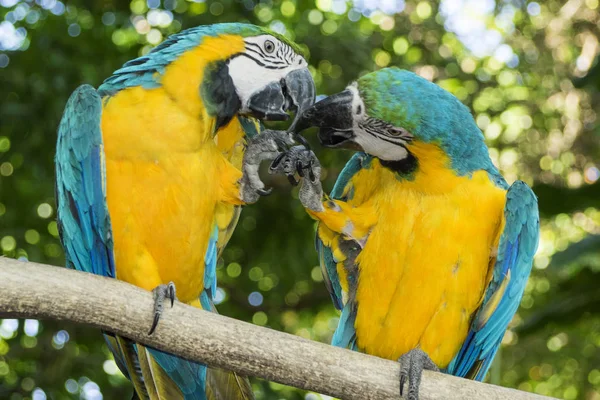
top-left (273, 68), bottom-right (539, 399)
top-left (54, 23), bottom-right (314, 399)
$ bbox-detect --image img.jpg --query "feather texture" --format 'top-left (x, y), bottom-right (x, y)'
top-left (55, 85), bottom-right (255, 399)
top-left (56, 22), bottom-right (312, 399)
top-left (446, 181), bottom-right (539, 380)
top-left (55, 84), bottom-right (114, 278)
top-left (312, 69), bottom-right (539, 383)
top-left (205, 368), bottom-right (254, 400)
top-left (98, 24), bottom-right (264, 96)
top-left (55, 85), bottom-right (139, 387)
top-left (316, 152), bottom-right (371, 343)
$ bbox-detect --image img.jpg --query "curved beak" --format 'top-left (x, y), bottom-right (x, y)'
top-left (290, 89), bottom-right (359, 149)
top-left (247, 68), bottom-right (316, 125)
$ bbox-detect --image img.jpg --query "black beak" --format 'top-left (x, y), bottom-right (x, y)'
top-left (285, 68), bottom-right (317, 131)
top-left (247, 68), bottom-right (315, 123)
top-left (291, 89), bottom-right (358, 149)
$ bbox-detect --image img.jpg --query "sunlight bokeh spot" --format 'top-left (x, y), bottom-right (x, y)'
top-left (37, 203), bottom-right (52, 219)
top-left (102, 360), bottom-right (119, 375)
top-left (248, 291), bottom-right (263, 307)
top-left (24, 320), bottom-right (39, 337)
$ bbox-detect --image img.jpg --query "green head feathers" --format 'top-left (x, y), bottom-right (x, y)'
top-left (98, 23), bottom-right (307, 96)
top-left (357, 68), bottom-right (493, 174)
top-left (98, 23), bottom-right (315, 132)
top-left (295, 67), bottom-right (497, 177)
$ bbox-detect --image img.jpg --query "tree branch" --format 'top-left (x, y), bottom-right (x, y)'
top-left (0, 258), bottom-right (552, 400)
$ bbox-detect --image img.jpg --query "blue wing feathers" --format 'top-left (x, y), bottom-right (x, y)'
top-left (56, 85), bottom-right (213, 398)
top-left (147, 348), bottom-right (208, 399)
top-left (331, 303), bottom-right (357, 349)
top-left (317, 152), bottom-right (370, 348)
top-left (447, 180), bottom-right (539, 380)
top-left (204, 226), bottom-right (219, 299)
top-left (56, 84), bottom-right (127, 371)
top-left (330, 152), bottom-right (370, 199)
top-left (199, 291), bottom-right (215, 312)
top-left (317, 240), bottom-right (343, 310)
top-left (55, 84), bottom-right (115, 279)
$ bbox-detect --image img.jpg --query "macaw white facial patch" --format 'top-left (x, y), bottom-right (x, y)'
top-left (228, 35), bottom-right (308, 112)
top-left (346, 83), bottom-right (413, 161)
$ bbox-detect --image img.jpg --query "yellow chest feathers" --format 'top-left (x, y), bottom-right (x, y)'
top-left (100, 83), bottom-right (247, 303)
top-left (342, 144), bottom-right (507, 367)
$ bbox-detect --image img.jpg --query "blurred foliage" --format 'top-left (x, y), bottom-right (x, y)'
top-left (1, 0), bottom-right (600, 399)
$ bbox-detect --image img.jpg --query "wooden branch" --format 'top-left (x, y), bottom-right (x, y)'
top-left (0, 258), bottom-right (553, 400)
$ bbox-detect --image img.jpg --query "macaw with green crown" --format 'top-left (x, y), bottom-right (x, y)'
top-left (272, 67), bottom-right (539, 400)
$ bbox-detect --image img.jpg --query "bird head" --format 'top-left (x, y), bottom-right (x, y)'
top-left (99, 23), bottom-right (315, 131)
top-left (293, 68), bottom-right (490, 173)
top-left (224, 30), bottom-right (314, 124)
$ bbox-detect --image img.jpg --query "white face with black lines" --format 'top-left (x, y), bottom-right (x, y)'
top-left (228, 35), bottom-right (308, 112)
top-left (346, 83), bottom-right (414, 161)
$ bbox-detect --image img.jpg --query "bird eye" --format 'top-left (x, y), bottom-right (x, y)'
top-left (264, 40), bottom-right (275, 53)
top-left (388, 127), bottom-right (405, 137)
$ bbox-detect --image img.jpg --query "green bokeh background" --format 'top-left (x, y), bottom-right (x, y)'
top-left (1, 0), bottom-right (600, 399)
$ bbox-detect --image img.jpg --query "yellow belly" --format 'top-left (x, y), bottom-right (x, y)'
top-left (100, 86), bottom-right (243, 304)
top-left (347, 152), bottom-right (506, 367)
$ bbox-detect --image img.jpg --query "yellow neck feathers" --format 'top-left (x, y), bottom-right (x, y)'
top-left (159, 34), bottom-right (246, 136)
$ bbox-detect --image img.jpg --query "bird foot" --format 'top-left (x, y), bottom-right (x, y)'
top-left (269, 145), bottom-right (324, 212)
top-left (148, 281), bottom-right (176, 335)
top-left (240, 129), bottom-right (295, 204)
top-left (398, 348), bottom-right (439, 400)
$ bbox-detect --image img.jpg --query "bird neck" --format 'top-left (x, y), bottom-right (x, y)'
top-left (374, 141), bottom-right (500, 194)
top-left (160, 34), bottom-right (246, 134)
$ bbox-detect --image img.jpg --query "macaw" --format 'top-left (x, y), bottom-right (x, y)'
top-left (55, 23), bottom-right (314, 400)
top-left (271, 68), bottom-right (539, 399)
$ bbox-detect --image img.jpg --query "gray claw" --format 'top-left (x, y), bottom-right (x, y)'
top-left (268, 146), bottom-right (324, 211)
top-left (287, 175), bottom-right (299, 186)
top-left (292, 133), bottom-right (311, 151)
top-left (296, 160), bottom-right (305, 177)
top-left (308, 161), bottom-right (316, 182)
top-left (149, 282), bottom-right (176, 335)
top-left (398, 348), bottom-right (439, 400)
top-left (257, 187), bottom-right (273, 196)
top-left (269, 145), bottom-right (314, 177)
top-left (270, 152), bottom-right (286, 169)
top-left (241, 129), bottom-right (295, 204)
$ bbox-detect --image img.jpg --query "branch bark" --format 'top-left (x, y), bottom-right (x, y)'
top-left (0, 258), bottom-right (553, 400)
